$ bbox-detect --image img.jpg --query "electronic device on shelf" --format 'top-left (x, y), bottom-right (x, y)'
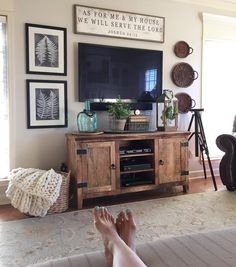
top-left (121, 163), bottom-right (152, 172)
top-left (120, 148), bottom-right (143, 155)
top-left (119, 147), bottom-right (152, 155)
top-left (120, 156), bottom-right (152, 171)
top-left (120, 173), bottom-right (153, 187)
top-left (143, 148), bottom-right (152, 153)
top-left (121, 179), bottom-right (153, 187)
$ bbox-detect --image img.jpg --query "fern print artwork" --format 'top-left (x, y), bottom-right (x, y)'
top-left (35, 88), bottom-right (59, 120)
top-left (34, 34), bottom-right (59, 67)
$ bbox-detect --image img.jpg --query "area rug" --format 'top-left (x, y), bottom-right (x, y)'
top-left (1, 190), bottom-right (236, 267)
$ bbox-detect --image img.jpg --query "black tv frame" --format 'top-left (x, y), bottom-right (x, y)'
top-left (78, 43), bottom-right (163, 111)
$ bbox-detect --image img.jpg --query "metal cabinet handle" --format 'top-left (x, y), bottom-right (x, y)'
top-left (159, 160), bottom-right (164, 165)
top-left (111, 164), bottom-right (116, 169)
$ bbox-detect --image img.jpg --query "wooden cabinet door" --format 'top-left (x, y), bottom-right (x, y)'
top-left (78, 141), bottom-right (116, 194)
top-left (158, 137), bottom-right (188, 184)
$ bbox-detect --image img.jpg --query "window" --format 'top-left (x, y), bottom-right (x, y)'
top-left (145, 69), bottom-right (157, 91)
top-left (0, 15), bottom-right (9, 178)
top-left (203, 40), bottom-right (236, 158)
top-left (202, 13), bottom-right (236, 158)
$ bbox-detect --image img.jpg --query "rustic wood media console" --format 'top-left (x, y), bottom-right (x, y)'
top-left (66, 131), bottom-right (189, 209)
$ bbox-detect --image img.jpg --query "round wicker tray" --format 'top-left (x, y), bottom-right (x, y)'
top-left (175, 93), bottom-right (196, 114)
top-left (171, 63), bottom-right (198, 88)
top-left (174, 41), bottom-right (193, 58)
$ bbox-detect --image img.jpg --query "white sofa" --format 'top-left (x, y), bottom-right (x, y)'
top-left (29, 227), bottom-right (236, 267)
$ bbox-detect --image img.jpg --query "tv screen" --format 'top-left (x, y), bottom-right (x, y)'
top-left (78, 43), bottom-right (163, 103)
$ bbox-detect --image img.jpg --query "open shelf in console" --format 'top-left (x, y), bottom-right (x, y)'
top-left (119, 139), bottom-right (155, 187)
top-left (120, 152), bottom-right (154, 158)
top-left (120, 171), bottom-right (154, 187)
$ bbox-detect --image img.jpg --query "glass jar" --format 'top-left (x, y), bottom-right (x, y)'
top-left (77, 101), bottom-right (97, 132)
top-left (156, 89), bottom-right (178, 131)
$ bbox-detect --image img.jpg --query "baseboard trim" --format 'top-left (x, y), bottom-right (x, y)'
top-left (189, 168), bottom-right (219, 179)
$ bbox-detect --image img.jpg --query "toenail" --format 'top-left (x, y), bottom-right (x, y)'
top-left (95, 206), bottom-right (100, 211)
top-left (126, 208), bottom-right (132, 214)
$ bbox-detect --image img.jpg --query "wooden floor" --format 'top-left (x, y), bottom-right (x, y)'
top-left (0, 176), bottom-right (224, 222)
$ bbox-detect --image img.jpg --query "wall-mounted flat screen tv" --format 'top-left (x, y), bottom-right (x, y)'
top-left (78, 43), bottom-right (163, 103)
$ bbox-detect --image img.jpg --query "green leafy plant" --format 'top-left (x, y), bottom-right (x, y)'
top-left (108, 97), bottom-right (131, 119)
top-left (165, 106), bottom-right (178, 120)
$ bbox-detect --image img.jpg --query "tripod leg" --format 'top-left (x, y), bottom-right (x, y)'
top-left (206, 153), bottom-right (217, 191)
top-left (200, 145), bottom-right (207, 180)
top-left (194, 113), bottom-right (199, 157)
top-left (188, 132), bottom-right (195, 141)
top-left (196, 112), bottom-right (208, 153)
top-left (188, 114), bottom-right (194, 131)
top-left (188, 113), bottom-right (197, 154)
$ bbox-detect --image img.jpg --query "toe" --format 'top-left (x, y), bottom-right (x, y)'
top-left (100, 207), bottom-right (106, 220)
top-left (93, 206), bottom-right (101, 222)
top-left (126, 209), bottom-right (136, 226)
top-left (103, 207), bottom-right (109, 220)
top-left (119, 210), bottom-right (127, 222)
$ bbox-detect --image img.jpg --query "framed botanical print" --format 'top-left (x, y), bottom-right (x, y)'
top-left (25, 23), bottom-right (67, 75)
top-left (26, 80), bottom-right (68, 128)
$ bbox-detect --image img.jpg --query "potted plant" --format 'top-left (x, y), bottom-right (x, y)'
top-left (108, 97), bottom-right (131, 131)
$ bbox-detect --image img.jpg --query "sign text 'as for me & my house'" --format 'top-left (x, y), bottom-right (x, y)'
top-left (74, 5), bottom-right (165, 42)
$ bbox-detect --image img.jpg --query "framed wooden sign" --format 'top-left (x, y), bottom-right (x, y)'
top-left (74, 5), bottom-right (165, 43)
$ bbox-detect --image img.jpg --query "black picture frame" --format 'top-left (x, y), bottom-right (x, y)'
top-left (25, 23), bottom-right (67, 75)
top-left (26, 80), bottom-right (68, 128)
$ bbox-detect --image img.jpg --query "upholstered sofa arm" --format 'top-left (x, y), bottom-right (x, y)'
top-left (216, 134), bottom-right (236, 190)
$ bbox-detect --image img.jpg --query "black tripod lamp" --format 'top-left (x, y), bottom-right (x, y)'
top-left (188, 108), bottom-right (217, 191)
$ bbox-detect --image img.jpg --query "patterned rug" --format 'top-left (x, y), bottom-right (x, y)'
top-left (1, 189), bottom-right (236, 267)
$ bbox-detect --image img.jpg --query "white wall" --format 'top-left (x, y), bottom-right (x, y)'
top-left (0, 0), bottom-right (13, 11)
top-left (10, 0), bottom-right (236, 172)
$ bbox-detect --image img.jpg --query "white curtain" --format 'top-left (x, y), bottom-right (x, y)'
top-left (0, 15), bottom-right (9, 178)
top-left (202, 13), bottom-right (236, 158)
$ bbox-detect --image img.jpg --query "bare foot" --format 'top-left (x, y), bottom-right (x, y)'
top-left (93, 206), bottom-right (117, 267)
top-left (116, 209), bottom-right (136, 252)
top-left (94, 207), bottom-right (146, 267)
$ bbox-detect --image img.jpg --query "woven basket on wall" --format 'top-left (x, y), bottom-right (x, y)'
top-left (48, 171), bottom-right (71, 214)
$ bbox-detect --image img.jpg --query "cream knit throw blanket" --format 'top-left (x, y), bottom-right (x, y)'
top-left (6, 168), bottom-right (62, 217)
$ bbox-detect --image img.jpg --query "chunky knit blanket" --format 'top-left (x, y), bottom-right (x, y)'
top-left (6, 168), bottom-right (62, 217)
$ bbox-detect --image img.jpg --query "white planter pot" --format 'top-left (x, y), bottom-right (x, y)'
top-left (110, 119), bottom-right (126, 131)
